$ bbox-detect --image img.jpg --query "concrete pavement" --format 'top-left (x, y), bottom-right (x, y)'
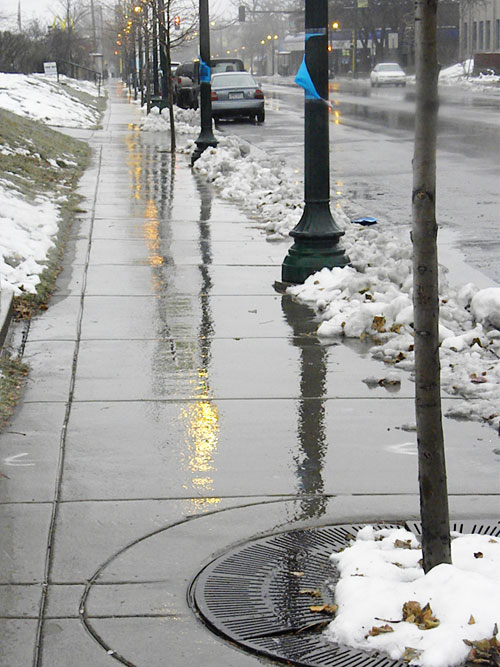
top-left (0, 81), bottom-right (498, 667)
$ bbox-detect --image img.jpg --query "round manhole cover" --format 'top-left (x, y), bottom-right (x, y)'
top-left (189, 520), bottom-right (500, 667)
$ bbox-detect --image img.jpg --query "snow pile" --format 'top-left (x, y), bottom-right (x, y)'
top-left (0, 73), bottom-right (101, 127)
top-left (287, 227), bottom-right (500, 429)
top-left (192, 134), bottom-right (313, 239)
top-left (139, 105), bottom-right (200, 135)
top-left (327, 526), bottom-right (500, 667)
top-left (438, 59), bottom-right (500, 87)
top-left (0, 185), bottom-right (59, 294)
top-left (439, 59), bottom-right (474, 82)
top-left (189, 126), bottom-right (500, 429)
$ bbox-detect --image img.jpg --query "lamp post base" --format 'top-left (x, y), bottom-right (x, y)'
top-left (282, 201), bottom-right (350, 284)
top-left (191, 133), bottom-right (217, 166)
top-left (282, 237), bottom-right (350, 285)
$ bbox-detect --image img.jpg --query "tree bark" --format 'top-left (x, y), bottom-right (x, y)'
top-left (412, 0), bottom-right (451, 573)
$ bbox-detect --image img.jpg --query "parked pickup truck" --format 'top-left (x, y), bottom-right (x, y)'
top-left (173, 62), bottom-right (199, 109)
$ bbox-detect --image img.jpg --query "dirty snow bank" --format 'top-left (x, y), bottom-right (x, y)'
top-left (182, 114), bottom-right (500, 430)
top-left (439, 59), bottom-right (500, 88)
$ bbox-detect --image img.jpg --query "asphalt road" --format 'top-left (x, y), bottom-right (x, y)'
top-left (215, 77), bottom-right (500, 285)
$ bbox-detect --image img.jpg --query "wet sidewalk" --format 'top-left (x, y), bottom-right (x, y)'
top-left (1, 82), bottom-right (498, 667)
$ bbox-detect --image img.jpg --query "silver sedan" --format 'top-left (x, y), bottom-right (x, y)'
top-left (211, 72), bottom-right (265, 123)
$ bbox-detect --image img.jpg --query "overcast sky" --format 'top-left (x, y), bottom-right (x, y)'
top-left (2, 0), bottom-right (234, 30)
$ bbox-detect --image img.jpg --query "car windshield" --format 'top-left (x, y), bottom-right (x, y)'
top-left (377, 64), bottom-right (402, 72)
top-left (212, 73), bottom-right (256, 88)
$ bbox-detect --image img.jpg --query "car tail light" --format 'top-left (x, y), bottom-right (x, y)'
top-left (254, 89), bottom-right (264, 99)
top-left (211, 91), bottom-right (218, 101)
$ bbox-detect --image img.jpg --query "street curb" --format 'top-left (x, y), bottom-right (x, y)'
top-left (0, 288), bottom-right (14, 351)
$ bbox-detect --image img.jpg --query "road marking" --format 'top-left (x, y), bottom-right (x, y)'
top-left (3, 453), bottom-right (35, 466)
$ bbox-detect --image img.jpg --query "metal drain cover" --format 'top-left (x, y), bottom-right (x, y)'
top-left (190, 521), bottom-right (500, 667)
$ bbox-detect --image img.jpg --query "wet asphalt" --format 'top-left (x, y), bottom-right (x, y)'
top-left (0, 81), bottom-right (499, 667)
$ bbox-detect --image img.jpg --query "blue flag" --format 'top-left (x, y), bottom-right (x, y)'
top-left (294, 57), bottom-right (321, 100)
top-left (199, 58), bottom-right (211, 83)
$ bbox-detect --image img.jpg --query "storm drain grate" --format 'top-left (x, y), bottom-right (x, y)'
top-left (189, 521), bottom-right (500, 666)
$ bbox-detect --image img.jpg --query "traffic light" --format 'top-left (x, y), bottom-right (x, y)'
top-left (238, 6), bottom-right (245, 21)
top-left (174, 15), bottom-right (180, 30)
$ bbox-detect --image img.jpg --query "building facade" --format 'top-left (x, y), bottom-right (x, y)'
top-left (460, 0), bottom-right (500, 60)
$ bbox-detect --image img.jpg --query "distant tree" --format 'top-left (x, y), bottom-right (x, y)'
top-left (50, 0), bottom-right (95, 69)
top-left (328, 0), bottom-right (413, 67)
top-left (412, 0), bottom-right (452, 573)
top-left (0, 24), bottom-right (53, 73)
top-left (232, 0), bottom-right (299, 73)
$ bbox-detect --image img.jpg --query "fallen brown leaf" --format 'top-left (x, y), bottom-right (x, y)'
top-left (367, 624), bottom-right (394, 637)
top-left (309, 604), bottom-right (338, 615)
top-left (402, 647), bottom-right (422, 661)
top-left (394, 539), bottom-right (414, 550)
top-left (299, 588), bottom-right (322, 598)
top-left (372, 315), bottom-right (387, 333)
top-left (402, 601), bottom-right (440, 630)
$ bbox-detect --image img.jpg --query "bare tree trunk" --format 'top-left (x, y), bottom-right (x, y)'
top-left (412, 0), bottom-right (451, 573)
top-left (145, 7), bottom-right (151, 114)
top-left (165, 1), bottom-right (176, 153)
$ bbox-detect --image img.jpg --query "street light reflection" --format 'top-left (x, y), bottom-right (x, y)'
top-left (143, 199), bottom-right (164, 266)
top-left (180, 369), bottom-right (220, 506)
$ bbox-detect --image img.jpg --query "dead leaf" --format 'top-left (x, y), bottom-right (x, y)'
top-left (468, 615), bottom-right (476, 625)
top-left (463, 626), bottom-right (500, 665)
top-left (372, 315), bottom-right (387, 333)
top-left (309, 604), bottom-right (338, 615)
top-left (291, 571), bottom-right (305, 577)
top-left (402, 601), bottom-right (440, 630)
top-left (474, 552), bottom-right (484, 559)
top-left (394, 539), bottom-right (413, 550)
top-left (402, 647), bottom-right (422, 661)
top-left (299, 589), bottom-right (322, 598)
top-left (489, 539), bottom-right (497, 544)
top-left (367, 624), bottom-right (394, 637)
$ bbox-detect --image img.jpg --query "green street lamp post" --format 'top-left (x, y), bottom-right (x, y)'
top-left (191, 0), bottom-right (217, 165)
top-left (281, 0), bottom-right (349, 284)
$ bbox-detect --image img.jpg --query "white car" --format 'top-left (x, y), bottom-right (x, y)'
top-left (370, 63), bottom-right (406, 87)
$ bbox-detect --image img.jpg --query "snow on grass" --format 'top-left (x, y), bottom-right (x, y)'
top-left (0, 75), bottom-right (95, 295)
top-left (327, 526), bottom-right (500, 666)
top-left (0, 73), bottom-right (101, 128)
top-left (0, 185), bottom-right (59, 294)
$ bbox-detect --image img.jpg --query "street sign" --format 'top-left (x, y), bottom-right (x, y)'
top-left (43, 61), bottom-right (58, 77)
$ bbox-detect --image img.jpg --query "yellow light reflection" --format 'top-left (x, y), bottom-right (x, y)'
top-left (179, 369), bottom-right (221, 510)
top-left (123, 118), bottom-right (220, 512)
top-left (143, 199), bottom-right (164, 266)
